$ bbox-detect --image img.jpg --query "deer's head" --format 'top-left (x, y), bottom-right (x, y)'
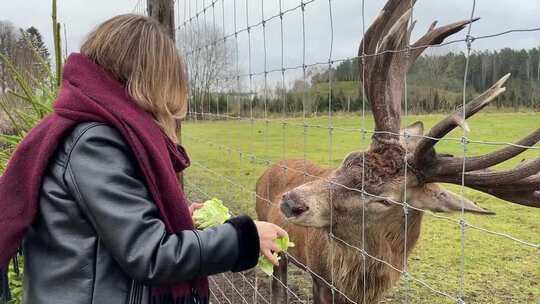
top-left (280, 0), bottom-right (539, 232)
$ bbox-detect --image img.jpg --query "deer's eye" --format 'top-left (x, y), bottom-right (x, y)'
top-left (371, 199), bottom-right (393, 207)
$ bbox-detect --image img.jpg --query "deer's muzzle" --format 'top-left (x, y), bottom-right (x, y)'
top-left (280, 192), bottom-right (309, 218)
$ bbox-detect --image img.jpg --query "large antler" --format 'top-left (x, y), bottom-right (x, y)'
top-left (360, 0), bottom-right (539, 208)
top-left (411, 74), bottom-right (540, 208)
top-left (359, 0), bottom-right (478, 141)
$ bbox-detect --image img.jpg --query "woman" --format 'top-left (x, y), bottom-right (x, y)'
top-left (0, 14), bottom-right (286, 304)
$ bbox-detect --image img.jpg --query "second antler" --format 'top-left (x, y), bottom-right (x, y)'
top-left (358, 0), bottom-right (539, 208)
top-left (411, 74), bottom-right (540, 208)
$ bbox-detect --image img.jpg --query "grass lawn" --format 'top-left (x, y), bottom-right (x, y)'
top-left (183, 112), bottom-right (539, 304)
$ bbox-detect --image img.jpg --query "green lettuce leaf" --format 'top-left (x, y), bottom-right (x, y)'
top-left (258, 254), bottom-right (275, 276)
top-left (192, 198), bottom-right (232, 229)
top-left (258, 235), bottom-right (295, 276)
top-left (192, 198), bottom-right (293, 277)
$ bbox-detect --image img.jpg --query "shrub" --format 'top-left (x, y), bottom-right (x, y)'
top-left (0, 22), bottom-right (60, 304)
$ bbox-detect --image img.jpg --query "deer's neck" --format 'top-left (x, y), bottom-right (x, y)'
top-left (326, 210), bottom-right (424, 303)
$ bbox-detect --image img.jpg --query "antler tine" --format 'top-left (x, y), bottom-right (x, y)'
top-left (360, 0), bottom-right (417, 56)
top-left (359, 1), bottom-right (481, 142)
top-left (376, 10), bottom-right (413, 55)
top-left (429, 128), bottom-right (540, 175)
top-left (424, 155), bottom-right (539, 208)
top-left (496, 170), bottom-right (539, 205)
top-left (488, 190), bottom-right (539, 208)
top-left (413, 73), bottom-right (511, 167)
top-left (426, 166), bottom-right (539, 208)
top-left (407, 18), bottom-right (480, 69)
top-left (490, 174), bottom-right (540, 192)
top-left (359, 1), bottom-right (414, 138)
top-left (428, 159), bottom-right (540, 187)
top-left (459, 179), bottom-right (539, 208)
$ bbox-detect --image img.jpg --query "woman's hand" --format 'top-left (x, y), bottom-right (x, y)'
top-left (254, 221), bottom-right (288, 266)
top-left (189, 202), bottom-right (204, 217)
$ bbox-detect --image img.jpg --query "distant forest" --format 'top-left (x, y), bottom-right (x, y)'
top-left (310, 48), bottom-right (540, 113)
top-left (195, 48), bottom-right (540, 117)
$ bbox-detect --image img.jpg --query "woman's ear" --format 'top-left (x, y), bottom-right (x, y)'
top-left (408, 183), bottom-right (494, 215)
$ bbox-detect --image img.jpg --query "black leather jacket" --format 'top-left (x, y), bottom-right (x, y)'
top-left (22, 122), bottom-right (259, 304)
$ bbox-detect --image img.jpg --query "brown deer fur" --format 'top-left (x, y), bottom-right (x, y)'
top-left (256, 152), bottom-right (424, 303)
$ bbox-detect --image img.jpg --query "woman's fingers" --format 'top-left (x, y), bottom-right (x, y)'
top-left (263, 249), bottom-right (279, 266)
top-left (254, 220), bottom-right (290, 266)
top-left (269, 242), bottom-right (280, 253)
top-left (275, 226), bottom-right (288, 238)
top-left (189, 202), bottom-right (204, 216)
top-left (192, 202), bottom-right (204, 210)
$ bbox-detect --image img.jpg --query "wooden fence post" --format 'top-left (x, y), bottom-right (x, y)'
top-left (146, 0), bottom-right (185, 188)
top-left (146, 0), bottom-right (175, 40)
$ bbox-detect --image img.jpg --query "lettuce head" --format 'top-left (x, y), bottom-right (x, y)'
top-left (192, 198), bottom-right (232, 229)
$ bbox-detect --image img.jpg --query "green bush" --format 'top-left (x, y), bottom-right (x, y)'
top-left (0, 27), bottom-right (60, 304)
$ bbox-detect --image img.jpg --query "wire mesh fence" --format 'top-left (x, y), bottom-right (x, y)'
top-left (135, 0), bottom-right (539, 303)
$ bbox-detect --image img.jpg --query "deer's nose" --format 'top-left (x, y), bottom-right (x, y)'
top-left (281, 192), bottom-right (309, 218)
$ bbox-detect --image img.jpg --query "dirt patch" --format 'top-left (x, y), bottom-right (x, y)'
top-left (208, 266), bottom-right (405, 304)
top-left (209, 266), bottom-right (313, 304)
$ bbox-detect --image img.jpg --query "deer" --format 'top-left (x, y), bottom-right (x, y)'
top-left (255, 1), bottom-right (540, 303)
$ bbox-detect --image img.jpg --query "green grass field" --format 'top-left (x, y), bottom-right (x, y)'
top-left (183, 112), bottom-right (539, 304)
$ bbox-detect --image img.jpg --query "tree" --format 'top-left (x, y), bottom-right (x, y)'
top-left (20, 27), bottom-right (50, 84)
top-left (11, 27), bottom-right (51, 90)
top-left (0, 23), bottom-right (51, 94)
top-left (25, 27), bottom-right (50, 60)
top-left (177, 22), bottom-right (236, 118)
top-left (0, 21), bottom-right (17, 93)
top-left (433, 90), bottom-right (440, 112)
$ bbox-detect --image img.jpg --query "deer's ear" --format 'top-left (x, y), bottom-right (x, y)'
top-left (400, 121), bottom-right (424, 152)
top-left (408, 184), bottom-right (494, 215)
top-left (401, 121), bottom-right (424, 137)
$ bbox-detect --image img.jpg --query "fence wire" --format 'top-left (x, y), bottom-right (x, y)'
top-left (134, 0), bottom-right (540, 303)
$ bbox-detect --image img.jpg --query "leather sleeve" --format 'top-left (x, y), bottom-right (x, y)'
top-left (62, 124), bottom-right (259, 285)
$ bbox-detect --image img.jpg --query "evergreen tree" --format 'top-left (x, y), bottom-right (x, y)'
top-left (25, 26), bottom-right (50, 61)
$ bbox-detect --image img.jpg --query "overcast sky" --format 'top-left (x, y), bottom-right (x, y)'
top-left (2, 0), bottom-right (540, 86)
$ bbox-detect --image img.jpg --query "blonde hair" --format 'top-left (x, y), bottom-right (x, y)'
top-left (81, 14), bottom-right (187, 143)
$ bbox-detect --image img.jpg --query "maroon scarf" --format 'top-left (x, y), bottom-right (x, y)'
top-left (0, 53), bottom-right (208, 302)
